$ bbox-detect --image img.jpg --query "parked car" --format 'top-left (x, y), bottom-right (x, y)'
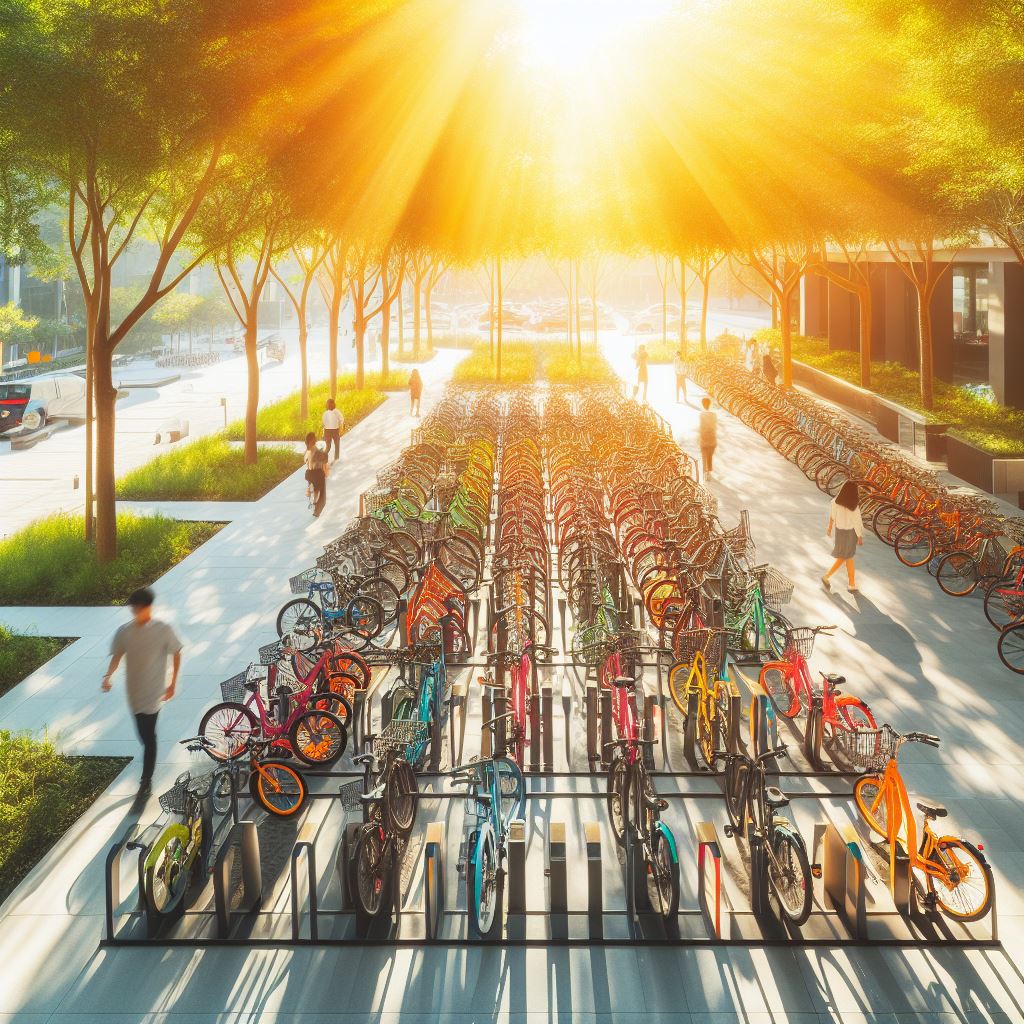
top-left (0, 371), bottom-right (89, 438)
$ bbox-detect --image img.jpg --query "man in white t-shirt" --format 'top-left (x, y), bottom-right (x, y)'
top-left (322, 399), bottom-right (344, 462)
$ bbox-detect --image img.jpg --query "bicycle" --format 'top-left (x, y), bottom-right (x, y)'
top-left (719, 745), bottom-right (813, 926)
top-left (452, 718), bottom-right (526, 936)
top-left (936, 538), bottom-right (1022, 598)
top-left (667, 631), bottom-right (730, 770)
top-left (277, 568), bottom-right (394, 643)
top-left (852, 727), bottom-right (992, 921)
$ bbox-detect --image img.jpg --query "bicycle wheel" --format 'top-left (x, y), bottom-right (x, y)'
top-left (667, 661), bottom-right (690, 717)
top-left (760, 662), bottom-right (799, 718)
top-left (871, 504), bottom-right (905, 545)
top-left (998, 621), bottom-right (1024, 674)
top-left (385, 758), bottom-right (418, 834)
top-left (344, 595), bottom-right (384, 642)
top-left (143, 823), bottom-right (193, 915)
top-left (470, 825), bottom-right (502, 937)
top-left (353, 824), bottom-right (388, 916)
top-left (289, 708), bottom-right (347, 765)
top-left (984, 578), bottom-right (1024, 630)
top-left (276, 598), bottom-right (322, 639)
top-left (834, 696), bottom-right (876, 732)
top-left (853, 774), bottom-right (891, 838)
top-left (360, 576), bottom-right (402, 625)
top-left (250, 759), bottom-right (306, 816)
top-left (925, 838), bottom-right (992, 922)
top-left (724, 758), bottom-right (749, 833)
top-left (311, 691), bottom-right (354, 728)
top-left (894, 523), bottom-right (933, 568)
top-left (647, 823), bottom-right (681, 922)
top-left (698, 686), bottom-right (719, 768)
top-left (211, 769), bottom-right (235, 816)
top-left (769, 829), bottom-right (812, 926)
top-left (607, 755), bottom-right (629, 846)
top-left (936, 552), bottom-right (979, 597)
top-left (198, 702), bottom-right (257, 761)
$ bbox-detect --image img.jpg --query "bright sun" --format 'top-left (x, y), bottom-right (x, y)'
top-left (515, 0), bottom-right (673, 70)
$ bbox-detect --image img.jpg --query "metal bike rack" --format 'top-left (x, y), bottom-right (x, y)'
top-left (214, 820), bottom-right (262, 939)
top-left (541, 681), bottom-right (554, 773)
top-left (683, 690), bottom-right (701, 770)
top-left (585, 821), bottom-right (603, 939)
top-left (585, 681), bottom-right (599, 769)
top-left (599, 688), bottom-right (613, 770)
top-left (529, 658), bottom-right (542, 773)
top-left (548, 820), bottom-right (568, 939)
top-left (803, 694), bottom-right (825, 770)
top-left (507, 818), bottom-right (527, 923)
top-left (423, 822), bottom-right (444, 940)
top-left (696, 821), bottom-right (726, 940)
top-left (103, 822), bottom-right (161, 942)
top-left (290, 839), bottom-right (318, 942)
top-left (822, 822), bottom-right (866, 939)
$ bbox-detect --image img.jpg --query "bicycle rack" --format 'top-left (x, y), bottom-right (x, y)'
top-left (585, 681), bottom-right (599, 768)
top-left (547, 820), bottom-right (568, 939)
top-left (585, 821), bottom-right (602, 939)
top-left (696, 821), bottom-right (726, 939)
top-left (541, 681), bottom-right (554, 772)
top-left (803, 694), bottom-right (825, 770)
top-left (506, 818), bottom-right (527, 937)
top-left (103, 822), bottom-right (163, 942)
top-left (290, 839), bottom-right (318, 942)
top-left (214, 820), bottom-right (262, 939)
top-left (423, 822), bottom-right (444, 940)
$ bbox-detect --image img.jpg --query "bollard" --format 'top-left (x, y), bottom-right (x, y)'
top-left (541, 682), bottom-right (554, 773)
top-left (507, 819), bottom-right (527, 916)
top-left (423, 822), bottom-right (445, 940)
top-left (529, 675), bottom-right (542, 775)
top-left (585, 821), bottom-right (603, 938)
top-left (803, 695), bottom-right (825, 770)
top-left (494, 691), bottom-right (508, 758)
top-left (290, 839), bottom-right (318, 943)
top-left (749, 829), bottom-right (771, 918)
top-left (696, 821), bottom-right (725, 939)
top-left (585, 682), bottom-right (598, 770)
top-left (823, 822), bottom-right (866, 939)
top-left (215, 820), bottom-right (262, 938)
top-left (548, 821), bottom-right (567, 938)
top-left (599, 688), bottom-right (612, 769)
top-left (642, 693), bottom-right (656, 770)
top-left (481, 692), bottom-right (493, 758)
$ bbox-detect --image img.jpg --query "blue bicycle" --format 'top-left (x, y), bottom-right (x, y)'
top-left (389, 646), bottom-right (449, 769)
top-left (452, 716), bottom-right (526, 937)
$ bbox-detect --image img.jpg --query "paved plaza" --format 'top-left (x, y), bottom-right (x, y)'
top-left (2, 348), bottom-right (1024, 1022)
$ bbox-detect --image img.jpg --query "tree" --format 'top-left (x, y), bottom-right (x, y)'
top-left (271, 236), bottom-right (328, 419)
top-left (316, 237), bottom-right (348, 399)
top-left (0, 302), bottom-right (38, 367)
top-left (654, 255), bottom-right (676, 344)
top-left (152, 292), bottom-right (204, 354)
top-left (349, 243), bottom-right (401, 389)
top-left (424, 255), bottom-right (447, 351)
top-left (377, 249), bottom-right (403, 376)
top-left (683, 248), bottom-right (726, 353)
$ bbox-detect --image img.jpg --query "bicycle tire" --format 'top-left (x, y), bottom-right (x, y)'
top-left (925, 838), bottom-right (992, 922)
top-left (984, 577), bottom-right (1024, 630)
top-left (667, 661), bottom-right (690, 717)
top-left (759, 662), bottom-right (799, 718)
top-left (997, 621), bottom-right (1024, 674)
top-left (725, 758), bottom-right (749, 833)
top-left (853, 774), bottom-right (891, 839)
top-left (250, 759), bottom-right (306, 816)
top-left (289, 708), bottom-right (347, 765)
top-left (769, 829), bottom-right (812, 926)
top-left (143, 823), bottom-right (194, 916)
top-left (198, 702), bottom-right (258, 761)
top-left (469, 824), bottom-right (502, 937)
top-left (353, 824), bottom-right (388, 916)
top-left (276, 598), bottom-right (323, 639)
top-left (936, 551), bottom-right (979, 597)
top-left (894, 522), bottom-right (933, 568)
top-left (607, 755), bottom-right (629, 846)
top-left (647, 824), bottom-right (681, 922)
top-left (386, 758), bottom-right (418, 834)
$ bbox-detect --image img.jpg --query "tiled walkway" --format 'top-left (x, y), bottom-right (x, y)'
top-left (2, 345), bottom-right (1024, 1022)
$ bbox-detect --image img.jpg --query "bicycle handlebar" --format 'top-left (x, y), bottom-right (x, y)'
top-left (905, 731), bottom-right (940, 747)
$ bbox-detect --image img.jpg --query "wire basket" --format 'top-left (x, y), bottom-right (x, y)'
top-left (158, 772), bottom-right (194, 815)
top-left (376, 718), bottom-right (429, 757)
top-left (289, 567), bottom-right (329, 594)
top-left (784, 627), bottom-right (817, 659)
top-left (339, 780), bottom-right (364, 810)
top-left (259, 639), bottom-right (285, 665)
top-left (219, 668), bottom-right (251, 703)
top-left (756, 565), bottom-right (795, 609)
top-left (675, 627), bottom-right (726, 675)
top-left (723, 510), bottom-right (756, 563)
top-left (827, 723), bottom-right (899, 773)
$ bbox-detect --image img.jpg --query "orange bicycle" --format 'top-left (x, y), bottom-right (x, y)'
top-left (852, 726), bottom-right (992, 921)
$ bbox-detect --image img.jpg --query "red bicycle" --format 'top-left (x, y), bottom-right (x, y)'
top-left (759, 626), bottom-right (876, 740)
top-left (199, 640), bottom-right (350, 765)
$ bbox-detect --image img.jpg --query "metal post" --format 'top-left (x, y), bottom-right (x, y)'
top-left (585, 682), bottom-right (598, 770)
top-left (424, 822), bottom-right (444, 940)
top-left (541, 682), bottom-right (553, 773)
top-left (548, 821), bottom-right (567, 939)
top-left (585, 821), bottom-right (602, 939)
top-left (599, 689), bottom-right (612, 770)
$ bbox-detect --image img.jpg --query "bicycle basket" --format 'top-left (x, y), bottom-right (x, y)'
top-left (676, 627), bottom-right (726, 674)
top-left (756, 565), bottom-right (795, 609)
top-left (375, 718), bottom-right (429, 758)
top-left (219, 669), bottom-right (250, 703)
top-left (158, 772), bottom-right (193, 815)
top-left (828, 723), bottom-right (899, 773)
top-left (784, 627), bottom-right (817, 659)
top-left (339, 780), bottom-right (364, 811)
top-left (289, 567), bottom-right (329, 594)
top-left (258, 639), bottom-right (285, 665)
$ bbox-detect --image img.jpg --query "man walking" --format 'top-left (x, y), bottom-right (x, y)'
top-left (673, 347), bottom-right (688, 403)
top-left (101, 588), bottom-right (182, 796)
top-left (322, 398), bottom-right (344, 463)
top-left (698, 396), bottom-right (718, 480)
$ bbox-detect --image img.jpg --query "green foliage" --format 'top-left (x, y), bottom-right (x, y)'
top-left (392, 347), bottom-right (437, 364)
top-left (116, 435), bottom-right (302, 501)
top-left (0, 731), bottom-right (128, 904)
top-left (642, 338), bottom-right (684, 364)
top-left (222, 381), bottom-right (387, 442)
top-left (0, 628), bottom-right (70, 699)
top-left (544, 346), bottom-right (616, 385)
top-left (452, 340), bottom-right (615, 385)
top-left (0, 302), bottom-right (38, 349)
top-left (0, 514), bottom-right (221, 606)
top-left (786, 333), bottom-right (1024, 456)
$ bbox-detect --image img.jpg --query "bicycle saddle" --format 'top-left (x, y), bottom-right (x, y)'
top-left (916, 801), bottom-right (947, 819)
top-left (360, 781), bottom-right (386, 804)
top-left (765, 786), bottom-right (789, 807)
top-left (610, 676), bottom-right (636, 689)
top-left (824, 673), bottom-right (845, 686)
top-left (353, 752), bottom-right (374, 767)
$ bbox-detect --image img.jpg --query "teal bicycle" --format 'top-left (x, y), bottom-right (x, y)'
top-left (452, 714), bottom-right (526, 937)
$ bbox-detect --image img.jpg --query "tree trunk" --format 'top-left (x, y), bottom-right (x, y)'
top-left (489, 263), bottom-right (495, 360)
top-left (780, 290), bottom-right (793, 388)
top-left (354, 319), bottom-right (366, 390)
top-left (566, 261), bottom-right (573, 351)
top-left (380, 304), bottom-right (391, 378)
top-left (678, 262), bottom-right (687, 353)
top-left (700, 277), bottom-right (710, 351)
top-left (496, 255), bottom-right (503, 381)
top-left (661, 275), bottom-right (668, 343)
top-left (84, 314), bottom-right (95, 542)
top-left (771, 292), bottom-right (779, 329)
top-left (425, 282), bottom-right (433, 352)
top-left (413, 279), bottom-right (422, 359)
top-left (93, 333), bottom-right (117, 561)
top-left (244, 319), bottom-right (259, 465)
top-left (918, 291), bottom-right (934, 410)
top-left (328, 291), bottom-right (340, 399)
top-left (398, 282), bottom-right (405, 358)
top-left (298, 320), bottom-right (309, 419)
top-left (592, 278), bottom-right (598, 349)
top-left (858, 283), bottom-right (872, 389)
top-left (574, 258), bottom-right (582, 359)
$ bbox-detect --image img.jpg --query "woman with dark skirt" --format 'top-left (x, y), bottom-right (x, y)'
top-left (822, 480), bottom-right (864, 593)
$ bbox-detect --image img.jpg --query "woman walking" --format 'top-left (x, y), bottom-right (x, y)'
top-left (307, 439), bottom-right (329, 518)
top-left (632, 344), bottom-right (649, 402)
top-left (823, 481), bottom-right (864, 592)
top-left (409, 368), bottom-right (423, 417)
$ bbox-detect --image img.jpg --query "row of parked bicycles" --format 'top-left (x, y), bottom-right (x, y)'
top-left (689, 356), bottom-right (1024, 675)
top-left (138, 379), bottom-right (994, 937)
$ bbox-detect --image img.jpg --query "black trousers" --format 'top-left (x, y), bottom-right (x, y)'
top-left (324, 428), bottom-right (340, 460)
top-left (134, 711), bottom-right (159, 783)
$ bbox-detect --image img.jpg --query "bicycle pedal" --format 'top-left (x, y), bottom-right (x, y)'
top-left (810, 863), bottom-right (822, 879)
top-left (723, 825), bottom-right (736, 839)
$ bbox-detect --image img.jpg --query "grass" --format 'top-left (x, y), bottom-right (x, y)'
top-left (0, 513), bottom-right (221, 606)
top-left (0, 731), bottom-right (129, 904)
top-left (222, 381), bottom-right (386, 442)
top-left (0, 627), bottom-right (72, 699)
top-left (768, 330), bottom-right (1024, 457)
top-left (639, 338), bottom-right (683, 364)
top-left (392, 346), bottom-right (437, 363)
top-left (452, 340), bottom-right (616, 385)
top-left (117, 434), bottom-right (303, 501)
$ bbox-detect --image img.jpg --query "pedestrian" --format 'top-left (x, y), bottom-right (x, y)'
top-left (302, 431), bottom-right (317, 502)
top-left (673, 348), bottom-right (688, 403)
top-left (744, 338), bottom-right (756, 374)
top-left (409, 368), bottom-right (423, 417)
top-left (322, 398), bottom-right (344, 462)
top-left (632, 344), bottom-right (649, 402)
top-left (822, 480), bottom-right (864, 593)
top-left (763, 348), bottom-right (779, 387)
top-left (698, 396), bottom-right (718, 479)
top-left (101, 587), bottom-right (182, 798)
top-left (309, 440), bottom-right (329, 518)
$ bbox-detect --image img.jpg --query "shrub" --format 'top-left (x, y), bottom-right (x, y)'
top-left (117, 434), bottom-right (302, 501)
top-left (642, 339), bottom-right (684, 364)
top-left (545, 346), bottom-right (616, 385)
top-left (0, 514), bottom-right (221, 606)
top-left (0, 731), bottom-right (128, 903)
top-left (778, 332), bottom-right (1024, 457)
top-left (0, 628), bottom-right (71, 699)
top-left (453, 341), bottom-right (539, 384)
top-left (222, 383), bottom-right (386, 442)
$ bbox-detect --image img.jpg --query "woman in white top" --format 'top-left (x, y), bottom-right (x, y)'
top-left (822, 481), bottom-right (864, 593)
top-left (673, 349), bottom-right (687, 403)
